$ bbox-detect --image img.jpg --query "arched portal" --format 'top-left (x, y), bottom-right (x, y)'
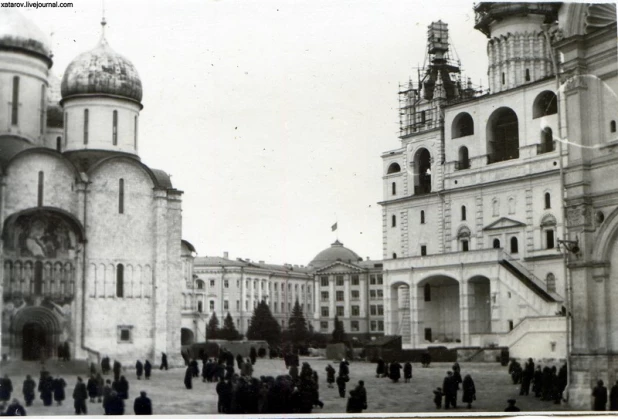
top-left (416, 276), bottom-right (460, 343)
top-left (487, 107), bottom-right (519, 163)
top-left (181, 328), bottom-right (195, 346)
top-left (468, 276), bottom-right (491, 334)
top-left (389, 282), bottom-right (411, 344)
top-left (11, 306), bottom-right (62, 360)
top-left (22, 322), bottom-right (47, 360)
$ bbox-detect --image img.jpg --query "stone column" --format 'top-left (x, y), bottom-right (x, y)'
top-left (459, 278), bottom-right (472, 346)
top-left (72, 181), bottom-right (87, 360)
top-left (409, 277), bottom-right (419, 347)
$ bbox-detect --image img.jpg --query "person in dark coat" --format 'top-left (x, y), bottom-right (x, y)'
top-left (87, 375), bottom-right (98, 403)
top-left (421, 351), bottom-right (431, 367)
top-left (0, 374), bottom-right (13, 403)
top-left (117, 376), bottom-right (129, 400)
top-left (593, 379), bottom-right (608, 411)
top-left (101, 356), bottom-right (111, 375)
top-left (144, 360), bottom-right (152, 380)
top-left (22, 375), bottom-right (36, 407)
top-left (442, 371), bottom-right (458, 409)
top-left (336, 374), bottom-right (348, 398)
top-left (216, 379), bottom-right (232, 413)
top-left (404, 362), bottom-right (412, 383)
top-left (520, 358), bottom-right (534, 396)
top-left (250, 347), bottom-right (257, 365)
top-left (134, 391), bottom-right (152, 415)
top-left (236, 354), bottom-right (244, 370)
top-left (160, 352), bottom-right (168, 370)
top-left (107, 391), bottom-right (125, 415)
top-left (190, 359), bottom-right (199, 378)
top-left (102, 380), bottom-right (112, 414)
top-left (38, 371), bottom-right (53, 406)
top-left (184, 366), bottom-right (193, 389)
top-left (433, 387), bottom-right (443, 409)
top-left (136, 360), bottom-right (144, 380)
top-left (325, 364), bottom-right (335, 388)
top-left (532, 365), bottom-right (543, 397)
top-left (113, 360), bottom-right (122, 382)
top-left (452, 362), bottom-right (462, 387)
top-left (53, 376), bottom-right (66, 406)
top-left (72, 377), bottom-right (88, 415)
top-left (389, 362), bottom-right (402, 383)
top-left (610, 380), bottom-right (618, 410)
top-left (504, 398), bottom-right (520, 412)
top-left (557, 363), bottom-right (568, 403)
top-left (95, 373), bottom-right (104, 402)
top-left (376, 358), bottom-right (385, 377)
top-left (339, 359), bottom-right (350, 378)
top-left (4, 398), bottom-right (26, 416)
top-left (346, 389), bottom-right (364, 413)
top-left (462, 374), bottom-right (476, 409)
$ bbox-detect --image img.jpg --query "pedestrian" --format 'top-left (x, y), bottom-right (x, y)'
top-left (250, 347), bottom-right (257, 365)
top-left (433, 387), bottom-right (443, 409)
top-left (86, 375), bottom-right (97, 403)
top-left (504, 398), bottom-right (520, 412)
top-left (160, 352), bottom-right (168, 370)
top-left (336, 374), bottom-right (348, 398)
top-left (22, 375), bottom-right (35, 407)
top-left (216, 378), bottom-right (231, 413)
top-left (184, 366), bottom-right (193, 389)
top-left (236, 354), bottom-right (244, 370)
top-left (289, 364), bottom-right (299, 381)
top-left (117, 375), bottom-right (129, 400)
top-left (38, 371), bottom-right (53, 406)
top-left (101, 356), bottom-right (111, 375)
top-left (102, 380), bottom-right (112, 414)
top-left (462, 374), bottom-right (476, 409)
top-left (325, 364), bottom-right (335, 388)
top-left (376, 358), bottom-right (385, 377)
top-left (389, 361), bottom-right (402, 383)
top-left (593, 379), bottom-right (608, 411)
top-left (452, 362), bottom-right (462, 386)
top-left (52, 375), bottom-right (66, 406)
top-left (134, 390), bottom-right (152, 415)
top-left (346, 388), bottom-right (364, 413)
top-left (72, 377), bottom-right (88, 415)
top-left (107, 390), bottom-right (125, 415)
top-left (442, 371), bottom-right (458, 409)
top-left (95, 373), bottom-right (104, 403)
top-left (404, 362), bottom-right (412, 383)
top-left (136, 360), bottom-right (144, 380)
top-left (144, 360), bottom-right (152, 380)
top-left (3, 398), bottom-right (26, 416)
top-left (0, 374), bottom-right (13, 403)
top-left (113, 360), bottom-right (122, 382)
top-left (190, 358), bottom-right (199, 378)
top-left (532, 365), bottom-right (542, 397)
top-left (339, 358), bottom-right (350, 378)
top-left (520, 358), bottom-right (534, 396)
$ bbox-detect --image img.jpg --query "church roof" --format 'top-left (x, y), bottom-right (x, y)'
top-left (0, 9), bottom-right (52, 67)
top-left (0, 135), bottom-right (34, 172)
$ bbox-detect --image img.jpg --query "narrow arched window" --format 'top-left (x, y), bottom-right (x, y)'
top-left (493, 238), bottom-right (501, 249)
top-left (502, 72), bottom-right (505, 85)
top-left (392, 182), bottom-right (396, 196)
top-left (34, 261), bottom-right (43, 295)
top-left (458, 146), bottom-right (469, 169)
top-left (545, 192), bottom-right (551, 209)
top-left (12, 76), bottom-right (19, 125)
top-left (424, 283), bottom-right (431, 301)
top-left (510, 237), bottom-right (519, 254)
top-left (56, 137), bottom-right (62, 152)
top-left (420, 210), bottom-right (425, 224)
top-left (37, 171), bottom-right (44, 207)
top-left (525, 68), bottom-right (530, 82)
top-left (392, 253), bottom-right (397, 259)
top-left (492, 199), bottom-right (499, 217)
top-left (40, 84), bottom-right (45, 134)
top-left (64, 113), bottom-right (69, 145)
top-left (119, 179), bottom-right (125, 214)
top-left (461, 239), bottom-right (469, 252)
top-left (421, 110), bottom-right (426, 124)
top-left (611, 120), bottom-right (616, 133)
top-left (84, 109), bottom-right (89, 144)
top-left (546, 273), bottom-right (556, 292)
top-left (112, 110), bottom-right (118, 145)
top-left (461, 205), bottom-right (466, 221)
top-left (134, 116), bottom-right (138, 149)
top-left (546, 229), bottom-right (555, 249)
top-left (116, 264), bottom-right (124, 297)
top-left (392, 215), bottom-right (396, 227)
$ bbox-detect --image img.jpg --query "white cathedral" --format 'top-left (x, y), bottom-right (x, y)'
top-left (0, 10), bottom-right (188, 365)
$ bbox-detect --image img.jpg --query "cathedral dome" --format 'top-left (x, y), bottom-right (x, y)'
top-left (61, 35), bottom-right (142, 104)
top-left (0, 9), bottom-right (51, 66)
top-left (309, 240), bottom-right (362, 268)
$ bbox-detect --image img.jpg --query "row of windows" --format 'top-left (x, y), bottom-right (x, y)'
top-left (196, 278), bottom-right (312, 294)
top-left (319, 320), bottom-right (384, 332)
top-left (72, 109), bottom-right (138, 147)
top-left (319, 275), bottom-right (381, 287)
top-left (193, 298), bottom-right (312, 314)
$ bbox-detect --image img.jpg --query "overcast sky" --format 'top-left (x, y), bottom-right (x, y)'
top-left (27, 0), bottom-right (489, 265)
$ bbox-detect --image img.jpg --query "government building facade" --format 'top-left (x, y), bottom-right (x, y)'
top-left (0, 10), bottom-right (188, 365)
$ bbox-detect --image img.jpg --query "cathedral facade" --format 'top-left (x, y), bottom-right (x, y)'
top-left (0, 10), bottom-right (186, 365)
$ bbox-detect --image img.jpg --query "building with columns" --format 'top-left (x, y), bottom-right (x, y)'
top-left (0, 10), bottom-right (188, 365)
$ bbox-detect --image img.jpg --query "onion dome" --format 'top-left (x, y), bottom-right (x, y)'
top-left (47, 72), bottom-right (63, 128)
top-left (61, 21), bottom-right (142, 104)
top-left (0, 9), bottom-right (52, 67)
top-left (309, 240), bottom-right (362, 269)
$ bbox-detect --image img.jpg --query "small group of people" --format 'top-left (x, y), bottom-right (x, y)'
top-left (134, 360), bottom-right (153, 380)
top-left (433, 362), bottom-right (476, 410)
top-left (509, 358), bottom-right (567, 404)
top-left (374, 358), bottom-right (413, 383)
top-left (592, 379), bottom-right (618, 411)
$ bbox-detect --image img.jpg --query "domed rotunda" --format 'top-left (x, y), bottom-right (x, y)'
top-left (308, 240), bottom-right (362, 269)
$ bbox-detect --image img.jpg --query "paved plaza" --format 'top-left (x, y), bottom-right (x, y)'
top-left (3, 357), bottom-right (582, 415)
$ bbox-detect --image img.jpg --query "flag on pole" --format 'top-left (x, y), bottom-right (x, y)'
top-left (331, 222), bottom-right (338, 232)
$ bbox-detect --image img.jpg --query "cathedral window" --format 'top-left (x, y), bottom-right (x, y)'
top-left (392, 215), bottom-right (396, 227)
top-left (461, 239), bottom-right (469, 252)
top-left (118, 326), bottom-right (133, 343)
top-left (533, 91), bottom-right (558, 118)
top-left (546, 273), bottom-right (556, 293)
top-left (387, 162), bottom-right (401, 174)
top-left (37, 171), bottom-right (44, 207)
top-left (118, 179), bottom-right (125, 214)
top-left (421, 245), bottom-right (427, 256)
top-left (392, 253), bottom-right (397, 259)
top-left (64, 113), bottom-right (69, 144)
top-left (210, 300), bottom-right (215, 311)
top-left (197, 301), bottom-right (203, 313)
top-left (487, 107), bottom-right (519, 164)
top-left (510, 237), bottom-right (519, 254)
top-left (11, 76), bottom-right (19, 125)
top-left (546, 229), bottom-right (555, 249)
top-left (116, 264), bottom-right (124, 298)
top-left (421, 210), bottom-right (425, 224)
top-left (457, 146), bottom-right (470, 170)
top-left (461, 205), bottom-right (466, 221)
top-left (392, 182), bottom-right (396, 195)
top-left (493, 238), bottom-right (501, 249)
top-left (452, 112), bottom-right (474, 138)
top-left (611, 120), bottom-right (616, 133)
top-left (40, 85), bottom-right (45, 134)
top-left (545, 193), bottom-right (551, 209)
top-left (421, 110), bottom-right (426, 124)
top-left (525, 69), bottom-right (530, 82)
top-left (508, 320), bottom-right (514, 331)
top-left (424, 283), bottom-right (431, 301)
top-left (501, 72), bottom-right (505, 85)
top-left (196, 280), bottom-right (204, 290)
top-left (56, 137), bottom-right (62, 152)
top-left (134, 116), bottom-right (138, 149)
top-left (84, 109), bottom-right (89, 144)
top-left (113, 110), bottom-right (118, 145)
top-left (34, 261), bottom-right (43, 295)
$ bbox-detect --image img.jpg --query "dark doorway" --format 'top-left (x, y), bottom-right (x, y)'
top-left (22, 323), bottom-right (48, 361)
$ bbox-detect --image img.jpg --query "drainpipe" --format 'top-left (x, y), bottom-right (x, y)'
top-left (80, 180), bottom-right (100, 364)
top-left (543, 25), bottom-right (570, 402)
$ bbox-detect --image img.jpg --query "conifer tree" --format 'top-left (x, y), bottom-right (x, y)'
top-left (220, 312), bottom-right (241, 340)
top-left (247, 300), bottom-right (281, 344)
top-left (288, 299), bottom-right (308, 344)
top-left (206, 312), bottom-right (220, 340)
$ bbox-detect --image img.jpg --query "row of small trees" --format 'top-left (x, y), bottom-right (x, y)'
top-left (205, 300), bottom-right (347, 346)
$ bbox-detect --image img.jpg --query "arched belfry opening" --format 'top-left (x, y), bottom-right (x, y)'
top-left (414, 148), bottom-right (432, 195)
top-left (487, 107), bottom-right (519, 164)
top-left (2, 208), bottom-right (83, 360)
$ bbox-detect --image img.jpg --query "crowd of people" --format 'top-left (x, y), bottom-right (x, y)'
top-left (508, 358), bottom-right (568, 404)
